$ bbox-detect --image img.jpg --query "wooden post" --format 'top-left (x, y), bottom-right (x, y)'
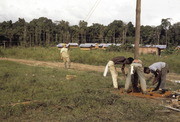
top-left (132, 0), bottom-right (141, 92)
top-left (134, 0), bottom-right (141, 59)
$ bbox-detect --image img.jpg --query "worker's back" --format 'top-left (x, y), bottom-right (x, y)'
top-left (61, 47), bottom-right (69, 58)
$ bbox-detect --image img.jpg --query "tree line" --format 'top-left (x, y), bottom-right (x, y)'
top-left (0, 17), bottom-right (179, 47)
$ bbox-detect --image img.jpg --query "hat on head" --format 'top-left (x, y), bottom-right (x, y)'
top-left (62, 44), bottom-right (66, 47)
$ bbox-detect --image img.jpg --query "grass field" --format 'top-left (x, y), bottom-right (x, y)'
top-left (0, 60), bottom-right (179, 121)
top-left (0, 47), bottom-right (180, 121)
top-left (0, 47), bottom-right (180, 73)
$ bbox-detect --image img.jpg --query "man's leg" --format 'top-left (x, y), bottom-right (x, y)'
top-left (153, 77), bottom-right (161, 91)
top-left (62, 57), bottom-right (66, 68)
top-left (109, 64), bottom-right (118, 89)
top-left (136, 67), bottom-right (147, 93)
top-left (64, 61), bottom-right (67, 68)
top-left (67, 57), bottom-right (71, 69)
top-left (125, 69), bottom-right (132, 92)
top-left (159, 64), bottom-right (168, 89)
top-left (132, 72), bottom-right (140, 92)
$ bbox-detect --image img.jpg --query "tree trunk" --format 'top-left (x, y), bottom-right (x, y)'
top-left (46, 30), bottom-right (50, 45)
top-left (122, 28), bottom-right (127, 44)
top-left (134, 0), bottom-right (141, 59)
top-left (35, 26), bottom-right (38, 45)
top-left (23, 24), bottom-right (27, 46)
top-left (165, 30), bottom-right (168, 46)
top-left (157, 32), bottom-right (160, 45)
top-left (114, 31), bottom-right (116, 43)
top-left (31, 32), bottom-right (34, 46)
top-left (55, 33), bottom-right (58, 43)
top-left (9, 38), bottom-right (12, 47)
top-left (29, 34), bottom-right (32, 47)
top-left (43, 31), bottom-right (46, 46)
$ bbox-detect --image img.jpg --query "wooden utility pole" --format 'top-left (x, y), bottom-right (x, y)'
top-left (134, 0), bottom-right (141, 59)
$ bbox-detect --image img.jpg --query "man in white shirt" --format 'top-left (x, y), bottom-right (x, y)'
top-left (60, 44), bottom-right (70, 69)
top-left (144, 62), bottom-right (169, 93)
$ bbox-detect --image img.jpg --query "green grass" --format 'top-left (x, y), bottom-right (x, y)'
top-left (0, 47), bottom-right (60, 62)
top-left (0, 47), bottom-right (180, 73)
top-left (0, 61), bottom-right (179, 121)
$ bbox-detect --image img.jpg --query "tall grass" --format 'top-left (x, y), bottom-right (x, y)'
top-left (0, 47), bottom-right (60, 61)
top-left (0, 47), bottom-right (179, 73)
top-left (0, 61), bottom-right (179, 121)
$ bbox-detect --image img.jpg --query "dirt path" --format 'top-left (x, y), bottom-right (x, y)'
top-left (0, 57), bottom-right (180, 81)
top-left (0, 57), bottom-right (105, 72)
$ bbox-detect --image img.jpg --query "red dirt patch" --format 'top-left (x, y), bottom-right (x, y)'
top-left (117, 88), bottom-right (172, 99)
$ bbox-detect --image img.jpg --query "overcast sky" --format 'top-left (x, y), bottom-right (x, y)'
top-left (0, 0), bottom-right (180, 26)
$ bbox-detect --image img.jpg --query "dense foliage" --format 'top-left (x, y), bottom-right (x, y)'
top-left (0, 17), bottom-right (179, 47)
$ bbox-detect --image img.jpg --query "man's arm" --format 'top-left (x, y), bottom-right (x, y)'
top-left (152, 70), bottom-right (161, 85)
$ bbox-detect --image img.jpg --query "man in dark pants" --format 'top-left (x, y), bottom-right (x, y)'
top-left (103, 56), bottom-right (134, 89)
top-left (144, 62), bottom-right (169, 94)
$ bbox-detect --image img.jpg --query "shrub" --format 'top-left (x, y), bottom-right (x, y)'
top-left (120, 43), bottom-right (134, 51)
top-left (163, 47), bottom-right (176, 54)
top-left (106, 45), bottom-right (121, 52)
